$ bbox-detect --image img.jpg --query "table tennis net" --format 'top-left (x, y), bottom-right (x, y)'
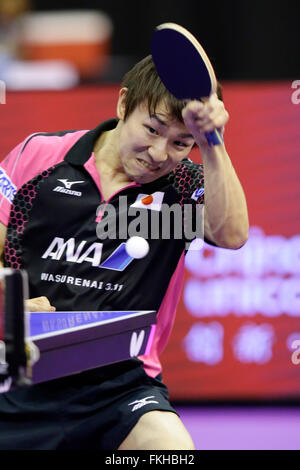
top-left (0, 269), bottom-right (29, 389)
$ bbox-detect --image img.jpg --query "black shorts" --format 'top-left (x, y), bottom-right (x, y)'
top-left (0, 359), bottom-right (178, 450)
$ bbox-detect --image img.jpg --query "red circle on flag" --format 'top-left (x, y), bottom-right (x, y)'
top-left (141, 195), bottom-right (153, 205)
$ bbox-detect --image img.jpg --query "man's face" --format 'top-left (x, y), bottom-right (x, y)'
top-left (117, 97), bottom-right (195, 184)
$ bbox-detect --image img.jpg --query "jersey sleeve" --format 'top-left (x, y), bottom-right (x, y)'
top-left (0, 133), bottom-right (42, 225)
top-left (179, 159), bottom-right (218, 247)
top-left (169, 159), bottom-right (217, 247)
top-left (169, 158), bottom-right (204, 206)
top-left (0, 129), bottom-right (85, 225)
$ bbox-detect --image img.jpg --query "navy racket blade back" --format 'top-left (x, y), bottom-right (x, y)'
top-left (151, 27), bottom-right (212, 99)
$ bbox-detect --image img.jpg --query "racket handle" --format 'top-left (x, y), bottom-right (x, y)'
top-left (205, 129), bottom-right (224, 146)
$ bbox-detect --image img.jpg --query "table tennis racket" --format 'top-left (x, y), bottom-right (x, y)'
top-left (151, 22), bottom-right (223, 146)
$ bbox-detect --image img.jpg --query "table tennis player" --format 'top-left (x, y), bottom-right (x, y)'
top-left (0, 55), bottom-right (248, 450)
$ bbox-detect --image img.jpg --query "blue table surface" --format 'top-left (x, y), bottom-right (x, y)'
top-left (28, 311), bottom-right (142, 336)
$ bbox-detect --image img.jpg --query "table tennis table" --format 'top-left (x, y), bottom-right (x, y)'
top-left (0, 269), bottom-right (156, 389)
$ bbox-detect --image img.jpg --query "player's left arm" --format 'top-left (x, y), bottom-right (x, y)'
top-left (182, 94), bottom-right (249, 249)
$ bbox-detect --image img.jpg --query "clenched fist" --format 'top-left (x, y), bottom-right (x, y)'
top-left (182, 94), bottom-right (229, 146)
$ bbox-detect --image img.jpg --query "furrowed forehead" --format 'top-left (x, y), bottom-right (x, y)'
top-left (147, 96), bottom-right (186, 123)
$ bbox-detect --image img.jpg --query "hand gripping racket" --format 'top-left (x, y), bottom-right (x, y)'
top-left (151, 22), bottom-right (223, 146)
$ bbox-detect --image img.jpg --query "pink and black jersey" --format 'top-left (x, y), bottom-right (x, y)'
top-left (0, 119), bottom-right (205, 378)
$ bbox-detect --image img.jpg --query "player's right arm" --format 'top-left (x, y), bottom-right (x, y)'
top-left (0, 221), bottom-right (6, 269)
top-left (0, 215), bottom-right (55, 312)
top-left (0, 136), bottom-right (57, 312)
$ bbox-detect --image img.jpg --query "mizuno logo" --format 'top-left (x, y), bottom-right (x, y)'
top-left (128, 396), bottom-right (159, 412)
top-left (57, 179), bottom-right (85, 189)
top-left (52, 179), bottom-right (85, 197)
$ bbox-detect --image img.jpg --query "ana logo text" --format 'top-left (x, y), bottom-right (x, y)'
top-left (42, 237), bottom-right (134, 271)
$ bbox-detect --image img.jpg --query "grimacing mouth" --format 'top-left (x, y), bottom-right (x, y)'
top-left (136, 158), bottom-right (161, 172)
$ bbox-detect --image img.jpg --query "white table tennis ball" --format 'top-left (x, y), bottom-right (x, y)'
top-left (126, 236), bottom-right (149, 259)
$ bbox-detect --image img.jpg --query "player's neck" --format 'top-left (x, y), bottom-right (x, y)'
top-left (93, 127), bottom-right (130, 184)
